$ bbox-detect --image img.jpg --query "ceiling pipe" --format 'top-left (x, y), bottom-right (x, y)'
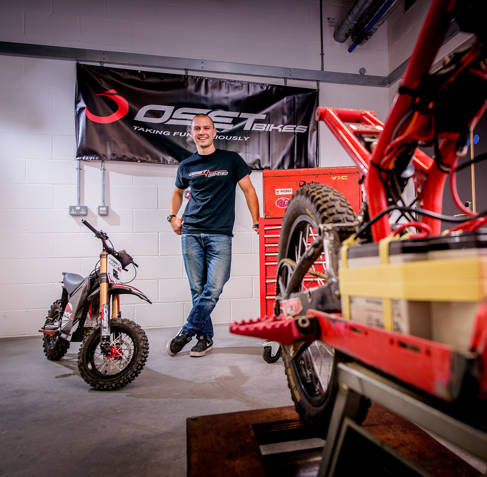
top-left (348, 0), bottom-right (390, 42)
top-left (334, 0), bottom-right (376, 43)
top-left (320, 0), bottom-right (324, 70)
top-left (334, 0), bottom-right (400, 52)
top-left (348, 0), bottom-right (399, 52)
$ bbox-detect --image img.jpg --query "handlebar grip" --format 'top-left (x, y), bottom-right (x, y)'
top-left (81, 219), bottom-right (100, 236)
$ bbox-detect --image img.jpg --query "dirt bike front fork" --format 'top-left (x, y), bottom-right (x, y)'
top-left (99, 250), bottom-right (121, 355)
top-left (99, 294), bottom-right (121, 355)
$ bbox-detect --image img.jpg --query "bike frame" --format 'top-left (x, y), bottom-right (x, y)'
top-left (370, 0), bottom-right (486, 239)
top-left (230, 0), bottom-right (487, 402)
top-left (320, 0), bottom-right (487, 240)
top-left (368, 0), bottom-right (451, 239)
top-left (78, 220), bottom-right (151, 352)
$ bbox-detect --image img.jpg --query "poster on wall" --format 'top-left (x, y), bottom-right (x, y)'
top-left (75, 64), bottom-right (318, 169)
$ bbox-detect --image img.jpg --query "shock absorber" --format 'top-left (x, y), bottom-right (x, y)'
top-left (99, 250), bottom-right (111, 355)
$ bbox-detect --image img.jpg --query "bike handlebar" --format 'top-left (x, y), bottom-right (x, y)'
top-left (81, 219), bottom-right (104, 238)
top-left (81, 219), bottom-right (137, 269)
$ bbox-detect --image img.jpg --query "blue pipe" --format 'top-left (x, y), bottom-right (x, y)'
top-left (348, 0), bottom-right (398, 52)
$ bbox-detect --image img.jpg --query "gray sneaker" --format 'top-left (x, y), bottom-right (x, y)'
top-left (190, 335), bottom-right (213, 357)
top-left (166, 330), bottom-right (192, 356)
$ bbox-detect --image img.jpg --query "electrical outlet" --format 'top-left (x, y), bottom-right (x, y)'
top-left (98, 205), bottom-right (109, 216)
top-left (69, 205), bottom-right (88, 216)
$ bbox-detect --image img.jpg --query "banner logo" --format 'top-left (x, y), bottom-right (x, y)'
top-left (133, 105), bottom-right (308, 133)
top-left (76, 64), bottom-right (318, 168)
top-left (85, 89), bottom-right (129, 124)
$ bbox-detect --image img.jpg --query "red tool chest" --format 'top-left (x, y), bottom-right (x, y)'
top-left (259, 167), bottom-right (362, 317)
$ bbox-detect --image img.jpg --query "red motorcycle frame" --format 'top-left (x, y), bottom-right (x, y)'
top-left (231, 0), bottom-right (487, 406)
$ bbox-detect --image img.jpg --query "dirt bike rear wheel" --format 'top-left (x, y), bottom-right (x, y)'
top-left (42, 299), bottom-right (70, 361)
top-left (277, 183), bottom-right (369, 433)
top-left (77, 318), bottom-right (149, 391)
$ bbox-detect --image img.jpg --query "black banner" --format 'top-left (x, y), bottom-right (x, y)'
top-left (75, 64), bottom-right (318, 169)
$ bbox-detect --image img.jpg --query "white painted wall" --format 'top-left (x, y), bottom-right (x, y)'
top-left (0, 0), bottom-right (395, 337)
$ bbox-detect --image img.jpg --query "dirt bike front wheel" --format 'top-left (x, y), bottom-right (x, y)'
top-left (277, 183), bottom-right (368, 433)
top-left (42, 299), bottom-right (70, 361)
top-left (77, 318), bottom-right (149, 391)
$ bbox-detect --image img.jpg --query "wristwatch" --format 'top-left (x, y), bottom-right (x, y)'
top-left (167, 214), bottom-right (176, 222)
top-left (252, 223), bottom-right (259, 229)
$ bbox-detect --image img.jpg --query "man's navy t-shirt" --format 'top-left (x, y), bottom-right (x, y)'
top-left (175, 149), bottom-right (251, 236)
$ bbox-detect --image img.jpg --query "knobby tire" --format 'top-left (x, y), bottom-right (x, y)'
top-left (77, 318), bottom-right (149, 391)
top-left (42, 299), bottom-right (70, 361)
top-left (278, 184), bottom-right (369, 433)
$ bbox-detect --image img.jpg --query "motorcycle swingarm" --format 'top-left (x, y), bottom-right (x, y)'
top-left (277, 282), bottom-right (341, 318)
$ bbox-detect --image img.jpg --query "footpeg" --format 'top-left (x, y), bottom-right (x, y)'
top-left (229, 314), bottom-right (319, 345)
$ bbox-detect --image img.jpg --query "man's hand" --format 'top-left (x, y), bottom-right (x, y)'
top-left (168, 187), bottom-right (184, 235)
top-left (238, 175), bottom-right (260, 234)
top-left (170, 217), bottom-right (183, 235)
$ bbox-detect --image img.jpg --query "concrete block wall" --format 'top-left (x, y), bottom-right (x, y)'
top-left (0, 0), bottom-right (398, 337)
top-left (0, 55), bottom-right (264, 337)
top-left (0, 0), bottom-right (322, 70)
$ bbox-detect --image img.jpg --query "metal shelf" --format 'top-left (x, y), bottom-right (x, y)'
top-left (320, 361), bottom-right (487, 476)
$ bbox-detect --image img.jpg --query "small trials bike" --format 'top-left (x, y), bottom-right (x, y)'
top-left (231, 0), bottom-right (487, 435)
top-left (40, 219), bottom-right (151, 390)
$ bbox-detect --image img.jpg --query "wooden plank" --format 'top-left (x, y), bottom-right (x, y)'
top-left (187, 404), bottom-right (482, 476)
top-left (187, 406), bottom-right (302, 477)
top-left (362, 404), bottom-right (481, 477)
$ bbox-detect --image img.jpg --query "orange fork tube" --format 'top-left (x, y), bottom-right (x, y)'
top-left (99, 251), bottom-right (109, 307)
top-left (112, 294), bottom-right (120, 319)
top-left (99, 251), bottom-right (111, 341)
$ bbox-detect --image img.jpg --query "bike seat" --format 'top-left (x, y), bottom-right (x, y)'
top-left (63, 273), bottom-right (85, 295)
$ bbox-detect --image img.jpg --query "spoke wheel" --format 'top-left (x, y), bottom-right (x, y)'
top-left (277, 184), bottom-right (368, 432)
top-left (78, 318), bottom-right (149, 391)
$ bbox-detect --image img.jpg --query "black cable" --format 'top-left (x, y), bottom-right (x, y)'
top-left (406, 197), bottom-right (420, 222)
top-left (433, 136), bottom-right (452, 173)
top-left (369, 158), bottom-right (391, 174)
top-left (454, 152), bottom-right (487, 172)
top-left (390, 173), bottom-right (416, 224)
top-left (355, 205), bottom-right (487, 238)
top-left (122, 264), bottom-right (138, 284)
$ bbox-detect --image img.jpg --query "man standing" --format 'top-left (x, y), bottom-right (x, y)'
top-left (166, 114), bottom-right (260, 357)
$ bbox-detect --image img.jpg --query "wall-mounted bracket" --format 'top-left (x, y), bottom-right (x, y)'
top-left (97, 205), bottom-right (109, 216)
top-left (69, 160), bottom-right (88, 216)
top-left (69, 205), bottom-right (88, 216)
top-left (97, 160), bottom-right (109, 216)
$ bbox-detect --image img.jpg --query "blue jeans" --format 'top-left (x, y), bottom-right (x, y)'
top-left (181, 233), bottom-right (232, 339)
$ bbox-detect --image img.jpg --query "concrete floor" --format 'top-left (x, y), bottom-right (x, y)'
top-left (0, 325), bottom-right (293, 477)
top-left (1, 325), bottom-right (486, 477)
